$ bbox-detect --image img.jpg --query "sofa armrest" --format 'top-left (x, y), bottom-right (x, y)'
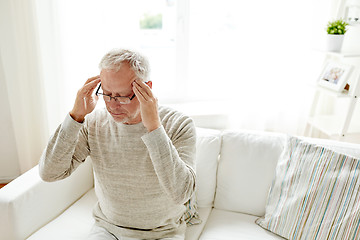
top-left (0, 158), bottom-right (94, 240)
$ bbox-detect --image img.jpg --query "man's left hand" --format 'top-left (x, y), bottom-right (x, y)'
top-left (132, 79), bottom-right (161, 132)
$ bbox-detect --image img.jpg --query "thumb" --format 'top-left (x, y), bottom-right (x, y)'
top-left (84, 95), bottom-right (99, 113)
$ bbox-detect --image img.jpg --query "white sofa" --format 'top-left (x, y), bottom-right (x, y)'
top-left (1, 127), bottom-right (360, 240)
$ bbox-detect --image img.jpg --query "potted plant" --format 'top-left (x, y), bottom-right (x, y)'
top-left (326, 19), bottom-right (349, 52)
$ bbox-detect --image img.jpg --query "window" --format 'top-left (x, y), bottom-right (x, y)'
top-left (53, 0), bottom-right (324, 118)
top-left (55, 0), bottom-right (179, 108)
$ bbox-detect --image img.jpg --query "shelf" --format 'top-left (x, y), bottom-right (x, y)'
top-left (307, 115), bottom-right (360, 137)
top-left (305, 49), bottom-right (360, 142)
top-left (314, 49), bottom-right (360, 58)
top-left (324, 51), bottom-right (360, 58)
top-left (314, 85), bottom-right (353, 98)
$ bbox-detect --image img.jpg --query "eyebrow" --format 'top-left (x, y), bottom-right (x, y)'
top-left (101, 86), bottom-right (133, 97)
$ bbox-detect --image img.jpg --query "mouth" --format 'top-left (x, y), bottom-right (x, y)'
top-left (110, 112), bottom-right (125, 116)
top-left (108, 109), bottom-right (126, 116)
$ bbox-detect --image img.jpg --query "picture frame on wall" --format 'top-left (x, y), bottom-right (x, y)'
top-left (317, 61), bottom-right (353, 92)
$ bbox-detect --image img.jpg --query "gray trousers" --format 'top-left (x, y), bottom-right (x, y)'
top-left (87, 224), bottom-right (185, 240)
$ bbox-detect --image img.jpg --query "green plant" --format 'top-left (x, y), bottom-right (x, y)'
top-left (140, 13), bottom-right (162, 29)
top-left (326, 19), bottom-right (349, 35)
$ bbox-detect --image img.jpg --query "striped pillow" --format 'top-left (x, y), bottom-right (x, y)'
top-left (256, 136), bottom-right (360, 240)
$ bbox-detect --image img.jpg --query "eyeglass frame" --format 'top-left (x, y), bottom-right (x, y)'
top-left (95, 81), bottom-right (148, 104)
top-left (95, 83), bottom-right (136, 104)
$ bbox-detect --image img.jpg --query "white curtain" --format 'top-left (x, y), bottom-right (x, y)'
top-left (0, 0), bottom-right (49, 175)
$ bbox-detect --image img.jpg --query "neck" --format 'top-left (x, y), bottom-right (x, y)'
top-left (123, 112), bottom-right (142, 125)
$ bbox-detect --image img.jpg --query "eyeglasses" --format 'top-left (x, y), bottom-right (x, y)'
top-left (95, 83), bottom-right (136, 104)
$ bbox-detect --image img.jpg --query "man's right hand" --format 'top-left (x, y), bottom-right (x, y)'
top-left (69, 75), bottom-right (101, 123)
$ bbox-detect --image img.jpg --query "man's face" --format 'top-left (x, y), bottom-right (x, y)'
top-left (100, 63), bottom-right (142, 124)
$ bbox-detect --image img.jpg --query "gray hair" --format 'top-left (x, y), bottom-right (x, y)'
top-left (99, 48), bottom-right (150, 81)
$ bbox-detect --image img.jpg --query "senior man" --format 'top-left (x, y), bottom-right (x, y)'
top-left (39, 49), bottom-right (197, 240)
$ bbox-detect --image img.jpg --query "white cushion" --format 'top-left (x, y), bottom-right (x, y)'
top-left (196, 128), bottom-right (222, 208)
top-left (199, 209), bottom-right (283, 240)
top-left (214, 130), bottom-right (284, 216)
top-left (185, 207), bottom-right (212, 240)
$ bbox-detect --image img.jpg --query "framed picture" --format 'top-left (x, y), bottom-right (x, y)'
top-left (317, 61), bottom-right (353, 92)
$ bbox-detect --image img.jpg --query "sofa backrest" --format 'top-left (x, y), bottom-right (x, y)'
top-left (213, 130), bottom-right (285, 217)
top-left (195, 128), bottom-right (222, 208)
top-left (194, 128), bottom-right (360, 217)
top-left (301, 136), bottom-right (360, 158)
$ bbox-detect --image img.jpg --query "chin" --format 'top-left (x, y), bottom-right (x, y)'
top-left (111, 114), bottom-right (128, 123)
top-left (107, 108), bottom-right (141, 124)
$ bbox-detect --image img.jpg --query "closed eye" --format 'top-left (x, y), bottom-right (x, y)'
top-left (99, 84), bottom-right (133, 97)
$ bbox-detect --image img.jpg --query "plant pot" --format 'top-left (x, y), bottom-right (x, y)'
top-left (326, 34), bottom-right (344, 52)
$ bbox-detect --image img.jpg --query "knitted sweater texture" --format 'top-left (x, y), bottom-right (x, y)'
top-left (39, 106), bottom-right (197, 238)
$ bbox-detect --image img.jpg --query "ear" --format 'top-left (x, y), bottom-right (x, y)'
top-left (146, 81), bottom-right (153, 89)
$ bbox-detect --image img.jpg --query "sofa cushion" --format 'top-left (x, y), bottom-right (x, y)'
top-left (199, 209), bottom-right (283, 239)
top-left (214, 130), bottom-right (284, 216)
top-left (256, 136), bottom-right (360, 240)
top-left (186, 207), bottom-right (212, 240)
top-left (196, 128), bottom-right (222, 208)
top-left (27, 188), bottom-right (212, 240)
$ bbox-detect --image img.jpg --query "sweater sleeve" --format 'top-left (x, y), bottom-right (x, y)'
top-left (141, 117), bottom-right (196, 205)
top-left (39, 114), bottom-right (90, 182)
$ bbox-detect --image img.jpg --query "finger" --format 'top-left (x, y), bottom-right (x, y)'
top-left (133, 82), bottom-right (153, 101)
top-left (87, 94), bottom-right (99, 106)
top-left (84, 75), bottom-right (100, 85)
top-left (135, 78), bottom-right (151, 90)
top-left (133, 81), bottom-right (152, 102)
top-left (133, 84), bottom-right (146, 102)
top-left (81, 78), bottom-right (101, 96)
top-left (84, 78), bottom-right (101, 92)
top-left (134, 79), bottom-right (153, 97)
top-left (82, 77), bottom-right (101, 95)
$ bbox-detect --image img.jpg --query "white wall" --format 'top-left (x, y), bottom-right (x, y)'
top-left (342, 25), bottom-right (360, 53)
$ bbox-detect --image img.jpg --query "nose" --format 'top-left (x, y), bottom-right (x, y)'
top-left (106, 99), bottom-right (122, 109)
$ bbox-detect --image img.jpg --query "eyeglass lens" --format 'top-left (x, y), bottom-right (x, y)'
top-left (102, 95), bottom-right (131, 104)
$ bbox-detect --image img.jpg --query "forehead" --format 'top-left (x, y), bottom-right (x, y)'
top-left (100, 63), bottom-right (136, 93)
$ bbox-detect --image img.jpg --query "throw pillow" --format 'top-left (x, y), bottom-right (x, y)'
top-left (256, 136), bottom-right (360, 240)
top-left (184, 195), bottom-right (202, 226)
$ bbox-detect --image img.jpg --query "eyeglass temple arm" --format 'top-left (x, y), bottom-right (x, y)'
top-left (95, 83), bottom-right (101, 96)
